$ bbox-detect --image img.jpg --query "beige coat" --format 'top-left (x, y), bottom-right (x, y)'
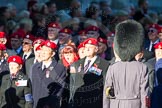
top-left (103, 61), bottom-right (149, 108)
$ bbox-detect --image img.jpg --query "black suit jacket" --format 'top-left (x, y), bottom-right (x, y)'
top-left (25, 57), bottom-right (35, 78)
top-left (31, 60), bottom-right (66, 108)
top-left (69, 56), bottom-right (110, 108)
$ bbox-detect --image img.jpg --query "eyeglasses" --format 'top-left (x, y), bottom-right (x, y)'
top-left (148, 29), bottom-right (157, 33)
top-left (22, 42), bottom-right (31, 45)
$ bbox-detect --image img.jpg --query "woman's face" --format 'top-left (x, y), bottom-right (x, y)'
top-left (98, 42), bottom-right (107, 54)
top-left (9, 62), bottom-right (21, 75)
top-left (63, 53), bottom-right (74, 63)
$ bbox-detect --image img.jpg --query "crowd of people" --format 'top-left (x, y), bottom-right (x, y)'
top-left (0, 0), bottom-right (162, 108)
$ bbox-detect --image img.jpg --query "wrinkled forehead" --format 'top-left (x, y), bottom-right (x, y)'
top-left (11, 38), bottom-right (21, 41)
top-left (23, 38), bottom-right (32, 43)
top-left (48, 27), bottom-right (60, 31)
top-left (85, 43), bottom-right (97, 48)
top-left (59, 33), bottom-right (70, 37)
top-left (9, 62), bottom-right (19, 66)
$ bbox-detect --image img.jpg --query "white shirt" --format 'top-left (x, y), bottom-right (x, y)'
top-left (23, 51), bottom-right (32, 60)
top-left (42, 61), bottom-right (52, 70)
top-left (84, 56), bottom-right (97, 73)
top-left (53, 39), bottom-right (59, 45)
top-left (149, 39), bottom-right (159, 51)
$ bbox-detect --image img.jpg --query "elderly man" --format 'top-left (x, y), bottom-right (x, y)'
top-left (22, 34), bottom-right (35, 61)
top-left (25, 38), bottom-right (45, 78)
top-left (48, 22), bottom-right (61, 45)
top-left (145, 24), bottom-right (160, 52)
top-left (10, 32), bottom-right (24, 56)
top-left (86, 26), bottom-right (100, 39)
top-left (58, 28), bottom-right (73, 59)
top-left (31, 40), bottom-right (66, 108)
top-left (69, 38), bottom-right (110, 108)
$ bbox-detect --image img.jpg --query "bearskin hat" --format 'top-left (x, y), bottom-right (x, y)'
top-left (114, 19), bottom-right (144, 61)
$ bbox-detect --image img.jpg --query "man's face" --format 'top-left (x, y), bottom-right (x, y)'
top-left (148, 28), bottom-right (158, 41)
top-left (22, 39), bottom-right (33, 53)
top-left (79, 36), bottom-right (87, 43)
top-left (48, 27), bottom-right (60, 40)
top-left (33, 44), bottom-right (42, 62)
top-left (11, 38), bottom-right (22, 50)
top-left (158, 33), bottom-right (162, 40)
top-left (87, 31), bottom-right (99, 39)
top-left (58, 33), bottom-right (70, 45)
top-left (41, 46), bottom-right (54, 61)
top-left (49, 3), bottom-right (57, 14)
top-left (84, 44), bottom-right (98, 57)
top-left (78, 47), bottom-right (85, 59)
top-left (9, 62), bottom-right (21, 75)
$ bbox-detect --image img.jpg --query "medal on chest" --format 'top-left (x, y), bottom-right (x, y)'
top-left (89, 64), bottom-right (102, 76)
top-left (46, 70), bottom-right (50, 78)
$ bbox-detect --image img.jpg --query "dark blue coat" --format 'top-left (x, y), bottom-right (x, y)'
top-left (31, 60), bottom-right (66, 108)
top-left (151, 85), bottom-right (162, 108)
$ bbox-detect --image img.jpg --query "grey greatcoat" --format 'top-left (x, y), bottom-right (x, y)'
top-left (103, 61), bottom-right (149, 108)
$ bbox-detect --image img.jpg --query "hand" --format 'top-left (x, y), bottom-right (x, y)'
top-left (135, 52), bottom-right (143, 61)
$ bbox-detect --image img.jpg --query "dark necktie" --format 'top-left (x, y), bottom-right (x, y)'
top-left (151, 43), bottom-right (155, 52)
top-left (84, 60), bottom-right (91, 73)
top-left (43, 65), bottom-right (47, 71)
top-left (23, 54), bottom-right (27, 60)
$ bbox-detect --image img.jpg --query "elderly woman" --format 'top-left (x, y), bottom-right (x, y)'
top-left (60, 42), bottom-right (79, 108)
top-left (61, 42), bottom-right (79, 68)
top-left (0, 55), bottom-right (33, 108)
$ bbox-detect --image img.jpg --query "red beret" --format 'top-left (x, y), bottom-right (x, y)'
top-left (59, 28), bottom-right (72, 35)
top-left (158, 26), bottom-right (162, 34)
top-left (84, 38), bottom-right (98, 46)
top-left (10, 32), bottom-right (24, 39)
top-left (48, 22), bottom-right (61, 29)
top-left (149, 24), bottom-right (160, 30)
top-left (35, 44), bottom-right (41, 51)
top-left (78, 30), bottom-right (87, 36)
top-left (86, 26), bottom-right (99, 32)
top-left (78, 42), bottom-right (85, 49)
top-left (24, 34), bottom-right (35, 42)
top-left (0, 44), bottom-right (6, 50)
top-left (33, 38), bottom-right (45, 46)
top-left (7, 55), bottom-right (23, 65)
top-left (154, 42), bottom-right (162, 49)
top-left (41, 40), bottom-right (57, 50)
top-left (107, 32), bottom-right (115, 37)
top-left (0, 32), bottom-right (6, 38)
top-left (98, 37), bottom-right (107, 45)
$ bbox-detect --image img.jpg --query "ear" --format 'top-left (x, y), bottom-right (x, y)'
top-left (19, 64), bottom-right (22, 70)
top-left (103, 44), bottom-right (108, 52)
top-left (51, 51), bottom-right (56, 57)
top-left (3, 38), bottom-right (7, 44)
top-left (95, 46), bottom-right (99, 53)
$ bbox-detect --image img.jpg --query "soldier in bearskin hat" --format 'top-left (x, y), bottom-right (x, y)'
top-left (103, 20), bottom-right (149, 108)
